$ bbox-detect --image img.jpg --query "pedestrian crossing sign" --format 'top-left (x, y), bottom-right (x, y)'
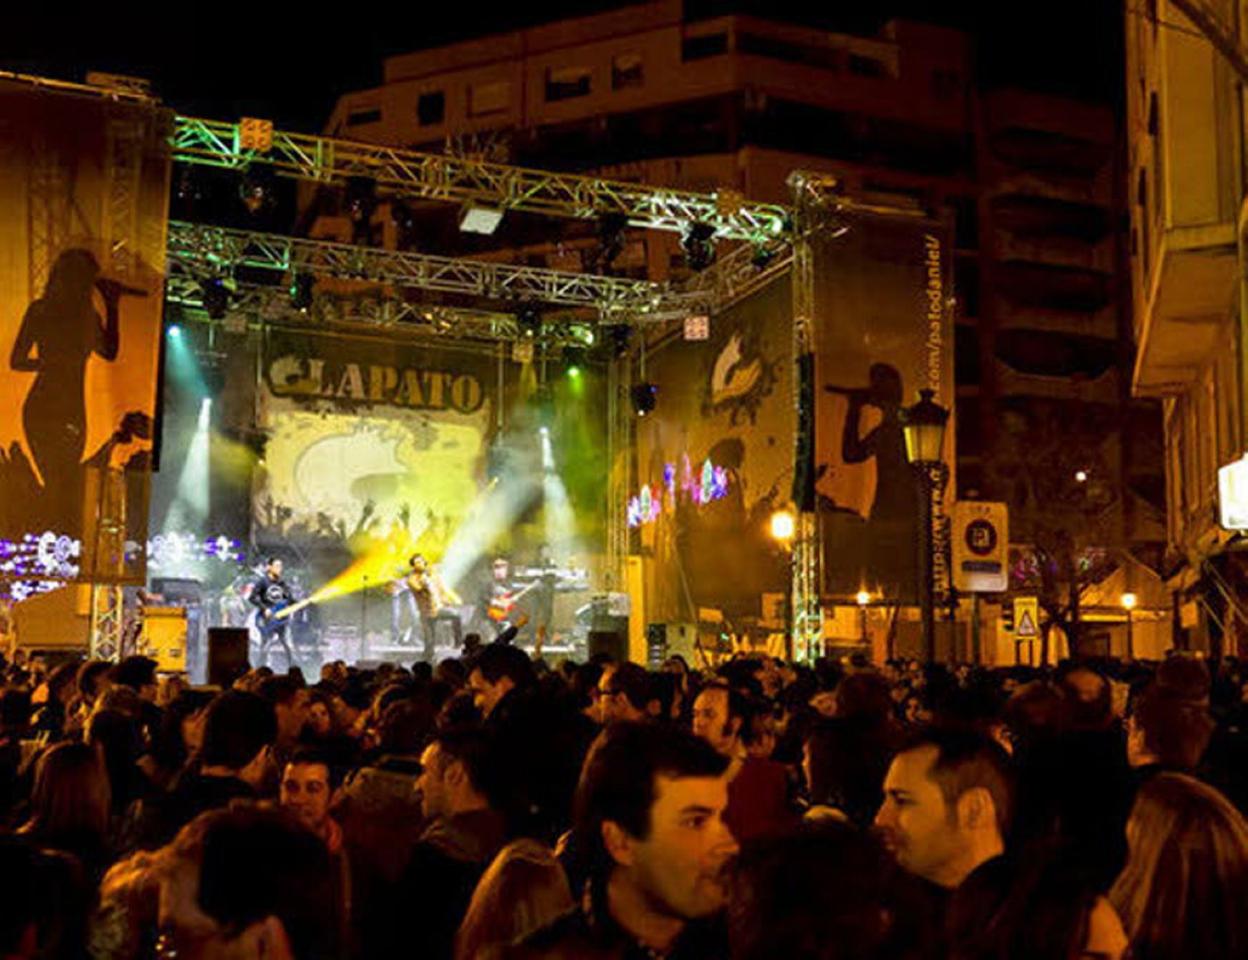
top-left (1014, 597), bottom-right (1039, 638)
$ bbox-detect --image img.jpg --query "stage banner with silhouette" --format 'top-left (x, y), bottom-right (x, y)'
top-left (813, 211), bottom-right (955, 603)
top-left (634, 275), bottom-right (793, 627)
top-left (0, 81), bottom-right (172, 591)
top-left (254, 329), bottom-right (499, 567)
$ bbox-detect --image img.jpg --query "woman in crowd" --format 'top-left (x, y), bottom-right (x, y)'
top-left (455, 838), bottom-right (573, 960)
top-left (1111, 771), bottom-right (1248, 959)
top-left (18, 741), bottom-right (114, 882)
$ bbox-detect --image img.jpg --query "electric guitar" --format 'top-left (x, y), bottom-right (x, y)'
top-left (487, 581), bottom-right (541, 622)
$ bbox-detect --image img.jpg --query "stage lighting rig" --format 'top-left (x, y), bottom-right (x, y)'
top-left (345, 176), bottom-right (378, 245)
top-left (595, 213), bottom-right (629, 269)
top-left (681, 221), bottom-right (717, 272)
top-left (200, 278), bottom-right (230, 320)
top-left (239, 165), bottom-right (277, 217)
top-left (518, 305), bottom-right (542, 339)
top-left (459, 202), bottom-right (505, 235)
top-left (564, 345), bottom-right (587, 376)
top-left (630, 382), bottom-right (657, 417)
top-left (290, 272), bottom-right (315, 313)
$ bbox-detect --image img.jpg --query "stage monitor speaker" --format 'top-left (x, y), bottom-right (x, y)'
top-left (207, 628), bottom-right (250, 688)
top-left (140, 607), bottom-right (187, 674)
top-left (587, 630), bottom-right (627, 663)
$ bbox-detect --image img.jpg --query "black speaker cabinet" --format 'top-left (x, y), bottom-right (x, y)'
top-left (207, 628), bottom-right (250, 688)
top-left (587, 630), bottom-right (628, 663)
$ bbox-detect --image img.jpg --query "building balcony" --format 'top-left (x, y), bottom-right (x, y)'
top-left (1132, 220), bottom-right (1238, 397)
top-left (992, 297), bottom-right (1118, 341)
top-left (981, 89), bottom-right (1114, 178)
top-left (993, 356), bottom-right (1120, 406)
top-left (993, 260), bottom-right (1113, 312)
top-left (991, 229), bottom-right (1116, 273)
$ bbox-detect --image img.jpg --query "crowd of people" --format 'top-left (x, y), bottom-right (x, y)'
top-left (1, 639), bottom-right (1247, 959)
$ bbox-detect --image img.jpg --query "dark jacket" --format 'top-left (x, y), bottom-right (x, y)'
top-left (136, 770), bottom-right (255, 848)
top-left (379, 808), bottom-right (507, 959)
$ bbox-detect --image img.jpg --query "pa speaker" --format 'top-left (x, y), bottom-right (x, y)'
top-left (207, 628), bottom-right (250, 688)
top-left (587, 630), bottom-right (627, 663)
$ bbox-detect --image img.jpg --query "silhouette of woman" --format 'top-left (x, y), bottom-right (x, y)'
top-left (9, 249), bottom-right (135, 495)
top-left (834, 362), bottom-right (910, 523)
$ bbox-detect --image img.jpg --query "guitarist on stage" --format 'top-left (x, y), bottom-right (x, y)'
top-left (249, 556), bottom-right (296, 669)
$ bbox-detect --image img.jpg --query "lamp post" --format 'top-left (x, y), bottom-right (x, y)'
top-left (770, 510), bottom-right (796, 659)
top-left (856, 590), bottom-right (871, 647)
top-left (902, 389), bottom-right (950, 664)
top-left (1121, 592), bottom-right (1137, 660)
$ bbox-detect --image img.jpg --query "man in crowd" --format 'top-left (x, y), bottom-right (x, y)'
top-left (516, 722), bottom-right (739, 959)
top-left (141, 690), bottom-right (277, 846)
top-left (259, 674), bottom-right (311, 774)
top-left (467, 643), bottom-right (535, 721)
top-left (280, 748), bottom-right (352, 952)
top-left (691, 681), bottom-right (794, 842)
top-left (874, 728), bottom-right (1011, 893)
top-left (155, 805), bottom-right (337, 960)
top-left (385, 729), bottom-right (507, 958)
top-left (597, 662), bottom-right (658, 725)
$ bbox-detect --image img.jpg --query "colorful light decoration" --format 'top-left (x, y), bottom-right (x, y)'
top-left (146, 532), bottom-right (244, 569)
top-left (628, 456), bottom-right (731, 528)
top-left (0, 532), bottom-right (82, 580)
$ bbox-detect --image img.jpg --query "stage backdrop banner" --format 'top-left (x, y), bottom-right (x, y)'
top-left (635, 275), bottom-right (793, 626)
top-left (0, 81), bottom-right (171, 592)
top-left (255, 329), bottom-right (497, 566)
top-left (812, 211), bottom-right (955, 603)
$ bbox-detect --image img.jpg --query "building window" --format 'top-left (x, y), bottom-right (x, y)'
top-left (469, 81), bottom-right (510, 117)
top-left (737, 32), bottom-right (839, 69)
top-left (848, 54), bottom-right (886, 78)
top-left (545, 66), bottom-right (591, 102)
top-left (682, 32), bottom-right (728, 61)
top-left (417, 92), bottom-right (445, 126)
top-left (612, 53), bottom-right (644, 90)
top-left (346, 108), bottom-right (381, 126)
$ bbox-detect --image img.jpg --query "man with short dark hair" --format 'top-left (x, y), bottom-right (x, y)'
top-left (281, 747), bottom-right (352, 954)
top-left (385, 730), bottom-right (506, 958)
top-left (596, 662), bottom-right (657, 725)
top-left (155, 805), bottom-right (338, 960)
top-left (259, 674), bottom-right (311, 775)
top-left (1127, 682), bottom-right (1214, 776)
top-left (466, 643), bottom-right (535, 720)
top-left (141, 691), bottom-right (277, 847)
top-left (515, 722), bottom-right (739, 959)
top-left (691, 682), bottom-right (794, 842)
top-left (108, 655), bottom-right (158, 703)
top-left (874, 728), bottom-right (1011, 891)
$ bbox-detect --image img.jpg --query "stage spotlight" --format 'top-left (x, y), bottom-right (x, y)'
top-left (564, 345), bottom-right (587, 377)
top-left (604, 324), bottom-right (632, 358)
top-left (200, 278), bottom-right (229, 320)
top-left (459, 202), bottom-right (504, 235)
top-left (290, 272), bottom-right (315, 313)
top-left (630, 382), bottom-right (658, 417)
top-left (596, 212), bottom-right (629, 268)
top-left (167, 323), bottom-right (182, 339)
top-left (751, 242), bottom-right (777, 269)
top-left (681, 221), bottom-right (717, 272)
top-left (390, 199), bottom-right (419, 249)
top-left (345, 176), bottom-right (377, 245)
top-left (239, 165), bottom-right (277, 217)
top-left (518, 306), bottom-right (542, 339)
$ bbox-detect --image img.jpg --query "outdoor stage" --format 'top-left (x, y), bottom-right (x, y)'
top-left (0, 70), bottom-right (970, 672)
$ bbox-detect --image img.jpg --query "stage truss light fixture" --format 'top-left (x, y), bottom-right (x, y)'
top-left (630, 382), bottom-right (657, 417)
top-left (605, 324), bottom-right (632, 358)
top-left (681, 221), bottom-right (717, 272)
top-left (345, 176), bottom-right (378, 245)
top-left (290, 272), bottom-right (315, 313)
top-left (751, 242), bottom-right (777, 269)
top-left (595, 212), bottom-right (629, 268)
top-left (239, 165), bottom-right (277, 217)
top-left (564, 345), bottom-right (587, 376)
top-left (459, 202), bottom-right (505, 235)
top-left (518, 306), bottom-right (542, 339)
top-left (166, 323), bottom-right (182, 339)
top-left (200, 278), bottom-right (230, 320)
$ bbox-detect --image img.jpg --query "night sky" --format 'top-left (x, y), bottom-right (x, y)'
top-left (4, 1), bottom-right (1123, 133)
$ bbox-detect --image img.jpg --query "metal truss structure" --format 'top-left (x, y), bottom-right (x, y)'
top-left (171, 116), bottom-right (791, 244)
top-left (166, 221), bottom-right (710, 322)
top-left (787, 172), bottom-right (828, 663)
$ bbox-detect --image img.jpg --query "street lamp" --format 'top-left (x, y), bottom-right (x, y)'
top-left (1121, 592), bottom-right (1138, 659)
top-left (770, 509), bottom-right (796, 542)
top-left (856, 590), bottom-right (871, 646)
top-left (902, 388), bottom-right (950, 664)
